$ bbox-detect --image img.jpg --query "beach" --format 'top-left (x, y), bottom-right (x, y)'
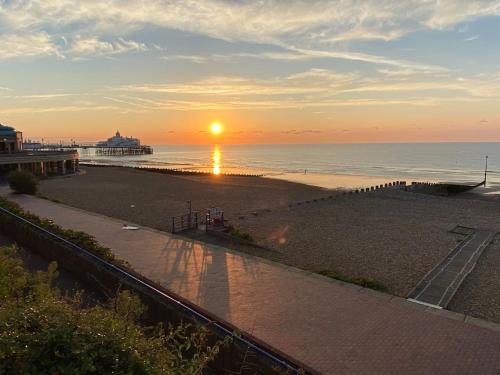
top-left (37, 166), bottom-right (500, 322)
top-left (38, 166), bottom-right (335, 231)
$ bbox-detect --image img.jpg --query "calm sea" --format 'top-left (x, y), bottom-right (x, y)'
top-left (79, 143), bottom-right (500, 192)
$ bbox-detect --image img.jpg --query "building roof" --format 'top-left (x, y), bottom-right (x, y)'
top-left (0, 124), bottom-right (18, 137)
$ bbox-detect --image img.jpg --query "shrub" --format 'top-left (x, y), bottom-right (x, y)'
top-left (318, 270), bottom-right (387, 292)
top-left (0, 246), bottom-right (229, 374)
top-left (7, 170), bottom-right (38, 194)
top-left (0, 197), bottom-right (117, 264)
top-left (227, 226), bottom-right (254, 242)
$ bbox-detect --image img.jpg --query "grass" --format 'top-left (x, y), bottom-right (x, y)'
top-left (318, 270), bottom-right (387, 292)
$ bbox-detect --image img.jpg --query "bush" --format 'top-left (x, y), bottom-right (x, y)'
top-left (0, 197), bottom-right (117, 264)
top-left (227, 225), bottom-right (254, 242)
top-left (7, 170), bottom-right (38, 194)
top-left (0, 246), bottom-right (230, 374)
top-left (318, 270), bottom-right (387, 292)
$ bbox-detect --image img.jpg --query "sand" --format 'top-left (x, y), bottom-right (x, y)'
top-left (38, 166), bottom-right (335, 232)
top-left (237, 190), bottom-right (500, 296)
top-left (38, 166), bottom-right (500, 320)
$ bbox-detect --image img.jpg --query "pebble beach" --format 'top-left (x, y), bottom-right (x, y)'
top-left (38, 166), bottom-right (500, 323)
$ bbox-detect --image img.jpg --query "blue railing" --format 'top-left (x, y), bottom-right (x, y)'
top-left (0, 205), bottom-right (303, 374)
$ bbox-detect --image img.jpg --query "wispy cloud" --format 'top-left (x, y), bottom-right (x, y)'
top-left (463, 35), bottom-right (479, 42)
top-left (1, 0), bottom-right (499, 65)
top-left (0, 33), bottom-right (58, 59)
top-left (70, 37), bottom-right (147, 57)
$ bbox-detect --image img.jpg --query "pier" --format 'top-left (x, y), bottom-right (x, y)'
top-left (25, 143), bottom-right (153, 156)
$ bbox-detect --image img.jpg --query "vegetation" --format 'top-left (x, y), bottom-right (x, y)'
top-left (0, 196), bottom-right (117, 263)
top-left (318, 270), bottom-right (387, 292)
top-left (0, 246), bottom-right (229, 375)
top-left (227, 225), bottom-right (254, 242)
top-left (7, 170), bottom-right (38, 195)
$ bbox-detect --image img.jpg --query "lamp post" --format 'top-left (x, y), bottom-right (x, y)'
top-left (484, 155), bottom-right (488, 187)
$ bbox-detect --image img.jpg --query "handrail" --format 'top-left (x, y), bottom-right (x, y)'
top-left (0, 205), bottom-right (301, 374)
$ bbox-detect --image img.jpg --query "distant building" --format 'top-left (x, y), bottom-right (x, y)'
top-left (97, 130), bottom-right (141, 148)
top-left (0, 124), bottom-right (23, 153)
top-left (0, 124), bottom-right (79, 176)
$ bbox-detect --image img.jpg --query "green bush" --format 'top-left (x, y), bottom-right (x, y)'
top-left (7, 170), bottom-right (38, 194)
top-left (227, 226), bottom-right (254, 242)
top-left (318, 270), bottom-right (387, 292)
top-left (0, 246), bottom-right (229, 375)
top-left (0, 197), bottom-right (117, 264)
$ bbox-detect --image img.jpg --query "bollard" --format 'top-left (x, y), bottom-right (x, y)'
top-left (355, 189), bottom-right (359, 193)
top-left (384, 183), bottom-right (388, 187)
top-left (371, 186), bottom-right (374, 191)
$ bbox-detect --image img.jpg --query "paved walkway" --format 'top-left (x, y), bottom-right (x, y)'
top-left (409, 229), bottom-right (496, 308)
top-left (4, 192), bottom-right (500, 374)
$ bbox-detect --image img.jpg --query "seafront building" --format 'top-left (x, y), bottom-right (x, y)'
top-left (0, 123), bottom-right (78, 176)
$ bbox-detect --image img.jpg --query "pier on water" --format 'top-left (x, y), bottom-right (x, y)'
top-left (26, 143), bottom-right (154, 156)
top-left (93, 145), bottom-right (153, 156)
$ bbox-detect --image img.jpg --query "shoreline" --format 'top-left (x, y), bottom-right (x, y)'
top-left (79, 161), bottom-right (412, 190)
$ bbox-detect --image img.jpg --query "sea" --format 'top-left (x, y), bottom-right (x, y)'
top-left (79, 143), bottom-right (500, 193)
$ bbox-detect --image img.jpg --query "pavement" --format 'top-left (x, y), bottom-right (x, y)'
top-left (4, 190), bottom-right (500, 374)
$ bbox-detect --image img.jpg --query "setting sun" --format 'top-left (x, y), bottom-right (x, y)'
top-left (210, 122), bottom-right (223, 135)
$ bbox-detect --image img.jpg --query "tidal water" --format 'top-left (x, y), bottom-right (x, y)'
top-left (80, 143), bottom-right (500, 191)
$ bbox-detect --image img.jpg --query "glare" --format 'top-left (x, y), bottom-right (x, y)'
top-left (210, 122), bottom-right (223, 135)
top-left (212, 145), bottom-right (221, 175)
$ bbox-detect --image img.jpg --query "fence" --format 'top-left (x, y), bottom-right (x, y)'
top-left (171, 211), bottom-right (199, 233)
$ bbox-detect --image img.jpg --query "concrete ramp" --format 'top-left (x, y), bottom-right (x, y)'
top-left (408, 229), bottom-right (495, 308)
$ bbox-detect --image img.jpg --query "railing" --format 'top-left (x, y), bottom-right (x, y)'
top-left (0, 205), bottom-right (304, 374)
top-left (171, 212), bottom-right (198, 233)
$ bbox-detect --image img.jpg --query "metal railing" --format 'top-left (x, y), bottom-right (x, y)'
top-left (0, 205), bottom-right (303, 374)
top-left (171, 212), bottom-right (198, 233)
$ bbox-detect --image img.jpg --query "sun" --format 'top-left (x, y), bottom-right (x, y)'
top-left (210, 122), bottom-right (223, 135)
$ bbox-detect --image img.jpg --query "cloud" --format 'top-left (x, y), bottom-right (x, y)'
top-left (1, 0), bottom-right (499, 66)
top-left (103, 66), bottom-right (500, 111)
top-left (70, 37), bottom-right (147, 56)
top-left (463, 35), bottom-right (479, 42)
top-left (0, 105), bottom-right (119, 115)
top-left (0, 33), bottom-right (58, 59)
top-left (282, 129), bottom-right (323, 135)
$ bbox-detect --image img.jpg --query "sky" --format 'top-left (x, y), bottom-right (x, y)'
top-left (1, 0), bottom-right (500, 144)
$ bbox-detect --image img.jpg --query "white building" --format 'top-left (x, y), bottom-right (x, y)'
top-left (97, 130), bottom-right (141, 148)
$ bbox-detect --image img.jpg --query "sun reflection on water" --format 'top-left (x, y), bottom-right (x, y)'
top-left (212, 145), bottom-right (221, 175)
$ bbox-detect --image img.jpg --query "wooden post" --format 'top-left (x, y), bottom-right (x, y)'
top-left (172, 217), bottom-right (175, 233)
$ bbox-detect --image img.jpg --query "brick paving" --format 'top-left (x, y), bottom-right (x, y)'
top-left (4, 191), bottom-right (500, 374)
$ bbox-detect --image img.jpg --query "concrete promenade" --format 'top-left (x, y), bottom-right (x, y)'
top-left (4, 191), bottom-right (500, 374)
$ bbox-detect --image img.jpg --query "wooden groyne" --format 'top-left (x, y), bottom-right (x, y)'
top-left (79, 163), bottom-right (264, 177)
top-left (408, 180), bottom-right (485, 196)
